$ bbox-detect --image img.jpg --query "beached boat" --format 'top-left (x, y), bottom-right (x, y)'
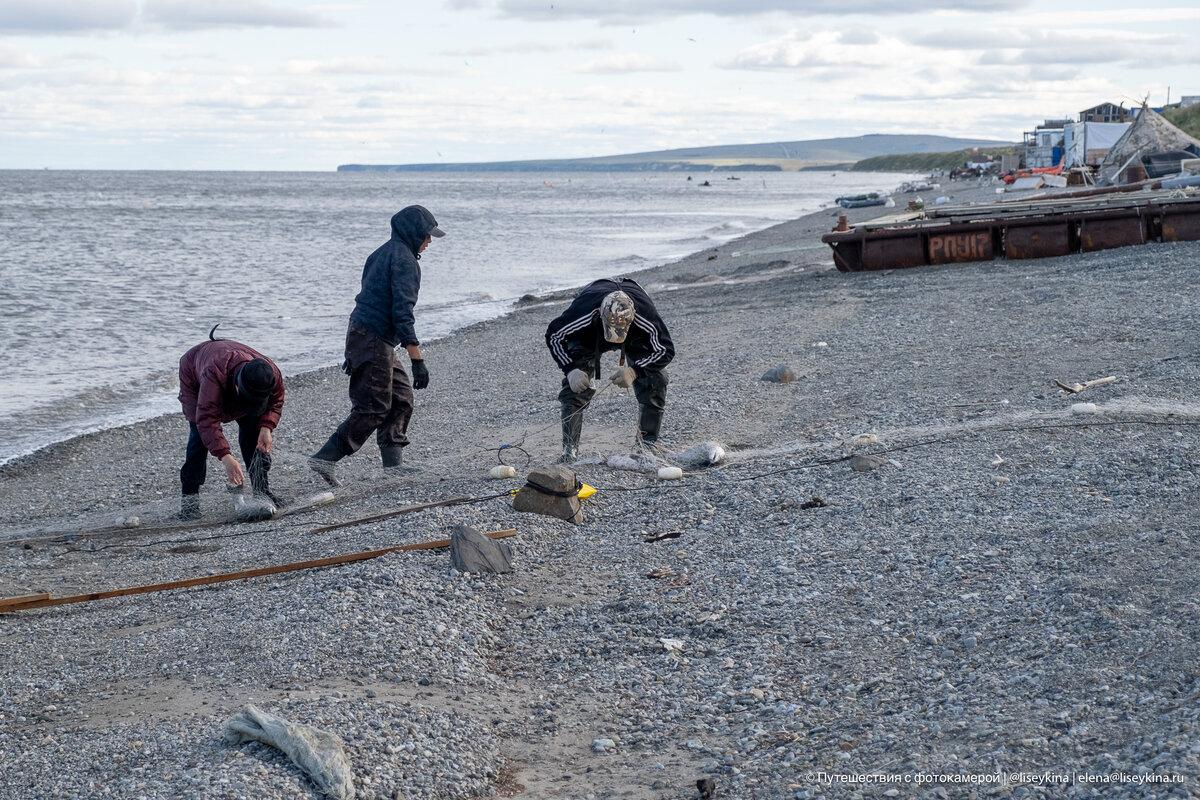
top-left (836, 192), bottom-right (888, 209)
top-left (822, 187), bottom-right (1200, 272)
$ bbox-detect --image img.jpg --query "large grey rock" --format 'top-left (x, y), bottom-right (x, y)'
top-left (512, 464), bottom-right (584, 524)
top-left (761, 365), bottom-right (796, 383)
top-left (449, 524), bottom-right (514, 574)
top-left (849, 454), bottom-right (887, 472)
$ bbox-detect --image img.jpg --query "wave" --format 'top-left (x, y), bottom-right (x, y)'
top-left (703, 219), bottom-right (753, 235)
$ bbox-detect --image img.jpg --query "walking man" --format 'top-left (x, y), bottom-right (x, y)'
top-left (177, 332), bottom-right (285, 519)
top-left (309, 205), bottom-right (445, 485)
top-left (545, 277), bottom-right (674, 462)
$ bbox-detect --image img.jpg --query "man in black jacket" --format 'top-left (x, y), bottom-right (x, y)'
top-left (309, 205), bottom-right (444, 485)
top-left (545, 277), bottom-right (675, 462)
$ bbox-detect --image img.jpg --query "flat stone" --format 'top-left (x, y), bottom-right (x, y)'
top-left (761, 365), bottom-right (797, 383)
top-left (849, 454), bottom-right (887, 472)
top-left (449, 524), bottom-right (514, 574)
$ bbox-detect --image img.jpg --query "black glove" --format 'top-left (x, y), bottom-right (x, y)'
top-left (410, 359), bottom-right (429, 390)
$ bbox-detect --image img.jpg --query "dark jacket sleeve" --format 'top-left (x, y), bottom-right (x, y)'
top-left (391, 249), bottom-right (421, 347)
top-left (630, 313), bottom-right (674, 370)
top-left (545, 297), bottom-right (597, 373)
top-left (260, 364), bottom-right (285, 431)
top-left (195, 369), bottom-right (232, 459)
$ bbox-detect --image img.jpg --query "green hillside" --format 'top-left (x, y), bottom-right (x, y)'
top-left (1164, 105), bottom-right (1200, 139)
top-left (849, 146), bottom-right (1017, 173)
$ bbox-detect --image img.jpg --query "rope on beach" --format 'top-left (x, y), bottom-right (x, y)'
top-left (730, 409), bottom-right (1200, 482)
top-left (29, 399), bottom-right (1200, 551)
top-left (73, 491), bottom-right (515, 552)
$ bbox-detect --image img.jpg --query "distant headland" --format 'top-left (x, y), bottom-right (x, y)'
top-left (336, 133), bottom-right (1011, 173)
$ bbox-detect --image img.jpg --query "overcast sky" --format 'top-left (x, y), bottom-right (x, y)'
top-left (0, 0), bottom-right (1195, 170)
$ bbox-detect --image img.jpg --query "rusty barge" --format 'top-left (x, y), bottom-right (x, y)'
top-left (821, 190), bottom-right (1200, 272)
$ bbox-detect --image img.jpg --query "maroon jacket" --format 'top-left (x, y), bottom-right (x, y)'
top-left (178, 340), bottom-right (285, 459)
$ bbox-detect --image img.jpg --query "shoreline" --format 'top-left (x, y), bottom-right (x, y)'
top-left (0, 171), bottom-right (913, 472)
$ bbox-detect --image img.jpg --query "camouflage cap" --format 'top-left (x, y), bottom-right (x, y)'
top-left (600, 291), bottom-right (635, 343)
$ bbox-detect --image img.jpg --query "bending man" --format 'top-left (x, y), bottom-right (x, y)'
top-left (545, 277), bottom-right (675, 462)
top-left (309, 205), bottom-right (445, 485)
top-left (177, 333), bottom-right (285, 519)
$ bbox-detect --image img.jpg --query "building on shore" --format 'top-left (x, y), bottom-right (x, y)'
top-left (1023, 119), bottom-right (1070, 168)
top-left (1078, 102), bottom-right (1130, 123)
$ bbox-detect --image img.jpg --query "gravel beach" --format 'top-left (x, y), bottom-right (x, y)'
top-left (3, 182), bottom-right (1200, 799)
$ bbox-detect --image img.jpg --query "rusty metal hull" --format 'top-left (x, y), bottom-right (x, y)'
top-left (822, 195), bottom-right (1200, 272)
top-left (1006, 223), bottom-right (1071, 259)
top-left (1162, 207), bottom-right (1200, 242)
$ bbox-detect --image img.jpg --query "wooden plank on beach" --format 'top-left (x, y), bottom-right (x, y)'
top-left (0, 529), bottom-right (517, 613)
top-left (0, 593), bottom-right (51, 611)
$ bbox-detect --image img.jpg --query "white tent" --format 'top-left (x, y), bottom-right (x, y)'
top-left (1098, 106), bottom-right (1200, 184)
top-left (1063, 121), bottom-right (1129, 167)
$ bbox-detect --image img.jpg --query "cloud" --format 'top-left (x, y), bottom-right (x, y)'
top-left (62, 50), bottom-right (109, 61)
top-left (142, 0), bottom-right (332, 30)
top-left (441, 37), bottom-right (612, 57)
top-left (188, 93), bottom-right (312, 110)
top-left (481, 0), bottom-right (1024, 22)
top-left (285, 57), bottom-right (392, 75)
top-left (575, 53), bottom-right (681, 74)
top-left (0, 0), bottom-right (137, 33)
top-left (0, 44), bottom-right (40, 68)
top-left (0, 0), bottom-right (332, 34)
top-left (721, 30), bottom-right (896, 70)
top-left (907, 29), bottom-right (1200, 67)
top-left (838, 30), bottom-right (878, 45)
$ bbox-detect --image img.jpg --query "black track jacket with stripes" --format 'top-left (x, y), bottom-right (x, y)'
top-left (544, 278), bottom-right (674, 375)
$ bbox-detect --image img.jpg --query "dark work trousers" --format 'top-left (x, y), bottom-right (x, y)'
top-left (332, 323), bottom-right (414, 455)
top-left (180, 417), bottom-right (267, 495)
top-left (558, 367), bottom-right (668, 446)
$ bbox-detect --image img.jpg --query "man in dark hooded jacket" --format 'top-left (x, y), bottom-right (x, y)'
top-left (309, 205), bottom-right (445, 485)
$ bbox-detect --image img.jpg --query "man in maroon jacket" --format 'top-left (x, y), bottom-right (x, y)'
top-left (177, 335), bottom-right (285, 519)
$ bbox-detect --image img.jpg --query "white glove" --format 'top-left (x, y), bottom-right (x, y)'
top-left (567, 368), bottom-right (592, 393)
top-left (610, 365), bottom-right (636, 389)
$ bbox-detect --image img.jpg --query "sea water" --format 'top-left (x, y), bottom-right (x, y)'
top-left (0, 169), bottom-right (908, 462)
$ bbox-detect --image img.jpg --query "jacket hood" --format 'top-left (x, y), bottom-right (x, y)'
top-left (391, 205), bottom-right (440, 258)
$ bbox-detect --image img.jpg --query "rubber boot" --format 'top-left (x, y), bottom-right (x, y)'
top-left (179, 494), bottom-right (201, 521)
top-left (249, 451), bottom-right (285, 508)
top-left (559, 403), bottom-right (582, 463)
top-left (638, 404), bottom-right (664, 447)
top-left (308, 431), bottom-right (347, 487)
top-left (380, 445), bottom-right (406, 472)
